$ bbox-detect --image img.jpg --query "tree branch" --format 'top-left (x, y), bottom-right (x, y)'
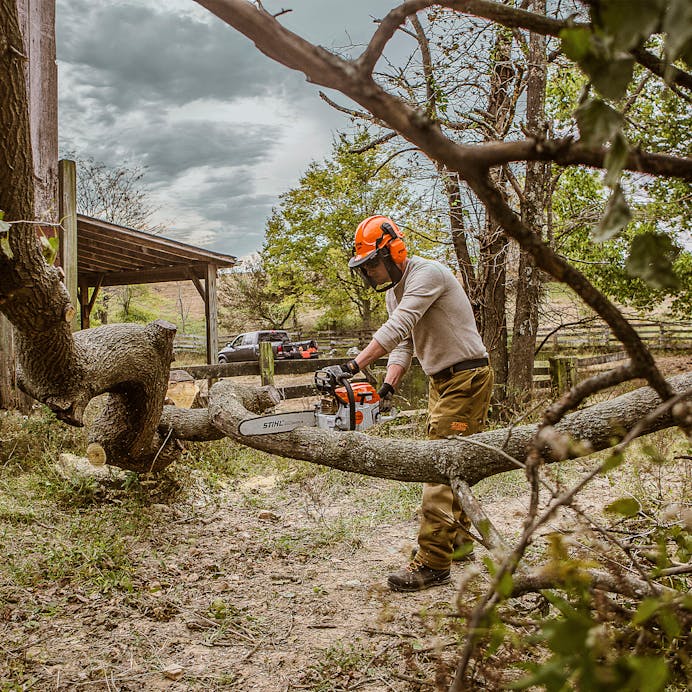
top-left (471, 138), bottom-right (692, 181)
top-left (631, 47), bottom-right (692, 92)
top-left (171, 373), bottom-right (692, 485)
top-left (510, 566), bottom-right (680, 600)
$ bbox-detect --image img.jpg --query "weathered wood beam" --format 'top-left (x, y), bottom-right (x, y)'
top-left (205, 263), bottom-right (218, 367)
top-left (80, 264), bottom-right (210, 287)
top-left (58, 159), bottom-right (78, 331)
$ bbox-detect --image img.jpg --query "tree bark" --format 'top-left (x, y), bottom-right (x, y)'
top-left (507, 0), bottom-right (548, 409)
top-left (475, 26), bottom-right (514, 390)
top-left (158, 373), bottom-right (692, 486)
top-left (0, 0), bottom-right (61, 412)
top-left (477, 219), bottom-right (508, 388)
top-left (444, 170), bottom-right (477, 299)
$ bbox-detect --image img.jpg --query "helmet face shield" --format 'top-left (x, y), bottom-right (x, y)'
top-left (350, 249), bottom-right (403, 292)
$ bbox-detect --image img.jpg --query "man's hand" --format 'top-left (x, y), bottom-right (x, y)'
top-left (378, 382), bottom-right (395, 412)
top-left (322, 364), bottom-right (352, 380)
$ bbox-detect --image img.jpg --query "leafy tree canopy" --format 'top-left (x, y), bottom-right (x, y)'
top-left (548, 59), bottom-right (692, 317)
top-left (261, 130), bottom-right (441, 330)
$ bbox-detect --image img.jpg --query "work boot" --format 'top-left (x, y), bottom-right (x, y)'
top-left (387, 558), bottom-right (451, 592)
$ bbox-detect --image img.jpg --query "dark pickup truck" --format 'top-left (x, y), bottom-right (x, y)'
top-left (218, 330), bottom-right (319, 363)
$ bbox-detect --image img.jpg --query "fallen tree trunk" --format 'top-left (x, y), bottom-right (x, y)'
top-left (156, 373), bottom-right (692, 485)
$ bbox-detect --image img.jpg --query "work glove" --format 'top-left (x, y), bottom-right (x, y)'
top-left (378, 382), bottom-right (395, 412)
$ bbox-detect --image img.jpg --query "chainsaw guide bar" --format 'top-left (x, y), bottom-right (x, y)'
top-left (238, 411), bottom-right (317, 436)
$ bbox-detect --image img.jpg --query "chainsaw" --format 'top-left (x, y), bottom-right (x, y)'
top-left (238, 369), bottom-right (396, 436)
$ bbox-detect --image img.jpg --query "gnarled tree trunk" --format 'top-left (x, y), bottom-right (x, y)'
top-left (0, 0), bottom-right (179, 472)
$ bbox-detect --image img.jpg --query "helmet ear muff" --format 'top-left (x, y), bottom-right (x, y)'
top-left (380, 222), bottom-right (407, 264)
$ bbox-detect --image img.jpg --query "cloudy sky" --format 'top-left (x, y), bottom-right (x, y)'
top-left (56, 0), bottom-right (402, 258)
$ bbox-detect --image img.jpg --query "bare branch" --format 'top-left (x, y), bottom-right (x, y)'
top-left (471, 138), bottom-right (692, 181)
top-left (511, 567), bottom-right (680, 600)
top-left (349, 131), bottom-right (399, 154)
top-left (451, 478), bottom-right (510, 554)
top-left (543, 363), bottom-right (637, 426)
top-left (318, 91), bottom-right (378, 123)
top-left (631, 47), bottom-right (692, 92)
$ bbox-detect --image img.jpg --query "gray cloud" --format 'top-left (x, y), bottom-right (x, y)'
top-left (168, 171), bottom-right (276, 255)
top-left (56, 1), bottom-right (297, 111)
top-left (133, 120), bottom-right (280, 178)
top-left (56, 0), bottom-right (399, 256)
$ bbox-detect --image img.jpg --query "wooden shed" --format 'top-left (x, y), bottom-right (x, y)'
top-left (75, 214), bottom-right (237, 365)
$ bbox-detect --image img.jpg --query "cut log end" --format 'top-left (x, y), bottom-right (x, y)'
top-left (86, 442), bottom-right (107, 467)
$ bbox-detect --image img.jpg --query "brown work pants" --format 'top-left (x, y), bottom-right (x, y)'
top-left (416, 365), bottom-right (494, 570)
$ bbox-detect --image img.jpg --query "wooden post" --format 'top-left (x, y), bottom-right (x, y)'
top-left (58, 159), bottom-right (79, 331)
top-left (204, 263), bottom-right (218, 366)
top-left (549, 355), bottom-right (577, 395)
top-left (0, 316), bottom-right (31, 412)
top-left (0, 0), bottom-right (56, 412)
top-left (16, 0), bottom-right (58, 217)
top-left (0, 316), bottom-right (15, 409)
top-left (259, 341), bottom-right (275, 386)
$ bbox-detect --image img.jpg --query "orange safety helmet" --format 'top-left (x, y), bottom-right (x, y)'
top-left (348, 215), bottom-right (407, 291)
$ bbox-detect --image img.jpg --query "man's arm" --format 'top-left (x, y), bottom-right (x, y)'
top-left (353, 338), bottom-right (407, 389)
top-left (353, 338), bottom-right (386, 370)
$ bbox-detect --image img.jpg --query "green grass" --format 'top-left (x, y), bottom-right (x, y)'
top-left (0, 410), bottom-right (189, 600)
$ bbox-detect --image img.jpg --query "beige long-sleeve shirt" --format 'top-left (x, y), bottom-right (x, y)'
top-left (372, 255), bottom-right (487, 376)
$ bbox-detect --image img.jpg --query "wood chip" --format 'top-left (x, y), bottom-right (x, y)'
top-left (162, 664), bottom-right (185, 680)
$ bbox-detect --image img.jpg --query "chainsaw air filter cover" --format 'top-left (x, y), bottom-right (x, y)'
top-left (334, 382), bottom-right (379, 405)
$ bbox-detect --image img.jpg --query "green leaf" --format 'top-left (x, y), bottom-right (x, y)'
top-left (603, 132), bottom-right (629, 188)
top-left (510, 659), bottom-right (570, 691)
top-left (497, 571), bottom-right (514, 598)
top-left (561, 27), bottom-right (593, 64)
top-left (632, 598), bottom-right (660, 625)
top-left (597, 0), bottom-right (665, 51)
top-left (657, 608), bottom-right (682, 640)
top-left (600, 451), bottom-right (624, 473)
top-left (663, 0), bottom-right (692, 66)
top-left (591, 56), bottom-right (634, 101)
top-left (604, 497), bottom-right (640, 516)
top-left (625, 656), bottom-right (668, 692)
top-left (0, 210), bottom-right (10, 234)
top-left (575, 98), bottom-right (624, 146)
top-left (483, 555), bottom-right (497, 577)
top-left (594, 186), bottom-right (631, 241)
top-left (561, 28), bottom-right (634, 100)
top-left (0, 212), bottom-right (13, 258)
top-left (0, 235), bottom-right (13, 259)
top-left (626, 232), bottom-right (681, 290)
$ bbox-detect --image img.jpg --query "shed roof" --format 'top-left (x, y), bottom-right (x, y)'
top-left (77, 214), bottom-right (237, 288)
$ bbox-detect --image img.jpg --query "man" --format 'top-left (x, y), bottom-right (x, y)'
top-left (328, 215), bottom-right (493, 592)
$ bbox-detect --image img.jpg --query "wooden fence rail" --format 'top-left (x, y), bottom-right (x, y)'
top-left (174, 351), bottom-right (631, 401)
top-left (174, 320), bottom-right (691, 354)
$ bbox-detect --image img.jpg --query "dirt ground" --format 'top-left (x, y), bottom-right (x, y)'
top-left (1, 469), bottom-right (536, 691)
top-left (1, 355), bottom-right (690, 690)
